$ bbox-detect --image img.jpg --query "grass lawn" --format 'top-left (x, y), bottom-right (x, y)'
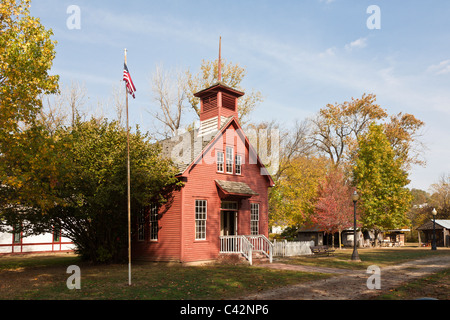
top-left (1, 246), bottom-right (448, 300)
top-left (0, 253), bottom-right (329, 300)
top-left (375, 268), bottom-right (450, 300)
top-left (278, 245), bottom-right (450, 270)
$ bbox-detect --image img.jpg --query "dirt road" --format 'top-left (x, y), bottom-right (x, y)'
top-left (238, 255), bottom-right (450, 300)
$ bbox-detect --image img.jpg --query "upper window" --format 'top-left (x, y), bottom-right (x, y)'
top-left (235, 155), bottom-right (242, 175)
top-left (226, 146), bottom-right (233, 174)
top-left (217, 151), bottom-right (224, 173)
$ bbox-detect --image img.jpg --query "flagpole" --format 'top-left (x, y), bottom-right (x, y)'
top-left (125, 48), bottom-right (132, 286)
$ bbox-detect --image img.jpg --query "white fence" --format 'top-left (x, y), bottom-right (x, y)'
top-left (273, 240), bottom-right (314, 257)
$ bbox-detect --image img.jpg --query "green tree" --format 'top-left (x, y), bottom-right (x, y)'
top-left (309, 94), bottom-right (425, 171)
top-left (0, 118), bottom-right (183, 263)
top-left (353, 124), bottom-right (412, 240)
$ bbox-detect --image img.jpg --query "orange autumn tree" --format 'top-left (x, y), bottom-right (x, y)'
top-left (313, 168), bottom-right (355, 248)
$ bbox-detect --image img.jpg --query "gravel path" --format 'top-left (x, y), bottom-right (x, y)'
top-left (237, 255), bottom-right (450, 300)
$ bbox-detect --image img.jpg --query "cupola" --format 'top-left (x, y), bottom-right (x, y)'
top-left (195, 37), bottom-right (245, 136)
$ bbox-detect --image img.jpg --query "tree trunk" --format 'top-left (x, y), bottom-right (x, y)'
top-left (331, 233), bottom-right (335, 249)
top-left (338, 230), bottom-right (342, 249)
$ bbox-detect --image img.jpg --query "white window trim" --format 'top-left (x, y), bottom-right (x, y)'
top-left (217, 151), bottom-right (224, 173)
top-left (235, 154), bottom-right (242, 175)
top-left (250, 203), bottom-right (260, 235)
top-left (149, 203), bottom-right (159, 241)
top-left (195, 200), bottom-right (207, 240)
top-left (225, 146), bottom-right (233, 174)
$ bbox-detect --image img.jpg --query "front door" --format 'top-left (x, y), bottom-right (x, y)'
top-left (221, 211), bottom-right (237, 236)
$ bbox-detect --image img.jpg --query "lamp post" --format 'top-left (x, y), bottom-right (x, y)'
top-left (351, 191), bottom-right (361, 261)
top-left (432, 208), bottom-right (437, 250)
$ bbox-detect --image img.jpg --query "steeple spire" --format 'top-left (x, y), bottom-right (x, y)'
top-left (194, 37), bottom-right (244, 136)
top-left (218, 36), bottom-right (222, 82)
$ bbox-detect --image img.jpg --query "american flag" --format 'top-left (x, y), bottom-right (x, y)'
top-left (123, 62), bottom-right (136, 99)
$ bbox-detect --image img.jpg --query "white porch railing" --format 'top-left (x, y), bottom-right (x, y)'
top-left (245, 235), bottom-right (273, 263)
top-left (219, 235), bottom-right (273, 265)
top-left (219, 235), bottom-right (253, 265)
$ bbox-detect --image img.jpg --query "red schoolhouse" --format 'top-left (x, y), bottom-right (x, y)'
top-left (133, 81), bottom-right (274, 264)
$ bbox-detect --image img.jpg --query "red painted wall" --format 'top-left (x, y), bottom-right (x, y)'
top-left (133, 121), bottom-right (271, 263)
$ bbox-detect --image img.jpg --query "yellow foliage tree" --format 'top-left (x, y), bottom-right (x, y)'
top-left (0, 0), bottom-right (59, 211)
top-left (269, 156), bottom-right (330, 227)
top-left (0, 0), bottom-right (59, 137)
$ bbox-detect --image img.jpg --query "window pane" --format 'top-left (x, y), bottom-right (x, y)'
top-left (221, 201), bottom-right (238, 210)
top-left (235, 155), bottom-right (242, 175)
top-left (226, 147), bottom-right (233, 173)
top-left (150, 204), bottom-right (158, 241)
top-left (13, 225), bottom-right (21, 244)
top-left (217, 151), bottom-right (224, 172)
top-left (251, 203), bottom-right (259, 235)
top-left (53, 227), bottom-right (60, 242)
top-left (195, 200), bottom-right (207, 240)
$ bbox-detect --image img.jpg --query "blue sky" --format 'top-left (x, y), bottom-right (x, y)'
top-left (30, 0), bottom-right (450, 192)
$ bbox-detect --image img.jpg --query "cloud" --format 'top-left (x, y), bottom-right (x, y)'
top-left (345, 37), bottom-right (368, 51)
top-left (427, 60), bottom-right (450, 75)
top-left (319, 47), bottom-right (336, 58)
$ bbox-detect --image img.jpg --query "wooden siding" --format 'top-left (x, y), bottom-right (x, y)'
top-left (180, 121), bottom-right (270, 262)
top-left (132, 190), bottom-right (182, 261)
top-left (133, 121), bottom-right (271, 263)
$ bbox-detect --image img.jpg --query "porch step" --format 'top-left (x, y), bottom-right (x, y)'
top-left (251, 251), bottom-right (271, 265)
top-left (217, 253), bottom-right (248, 265)
top-left (217, 252), bottom-right (270, 265)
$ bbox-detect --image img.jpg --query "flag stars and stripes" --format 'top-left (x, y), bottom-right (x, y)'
top-left (123, 63), bottom-right (136, 98)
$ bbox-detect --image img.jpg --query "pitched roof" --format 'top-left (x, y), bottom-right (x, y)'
top-left (215, 180), bottom-right (258, 197)
top-left (417, 219), bottom-right (450, 230)
top-left (193, 82), bottom-right (245, 98)
top-left (159, 116), bottom-right (275, 186)
top-left (159, 126), bottom-right (218, 174)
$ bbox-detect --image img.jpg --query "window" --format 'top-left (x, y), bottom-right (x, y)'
top-left (235, 155), bottom-right (242, 175)
top-left (250, 203), bottom-right (259, 235)
top-left (195, 200), bottom-right (207, 240)
top-left (149, 203), bottom-right (159, 241)
top-left (138, 208), bottom-right (145, 241)
top-left (53, 226), bottom-right (61, 242)
top-left (226, 146), bottom-right (233, 173)
top-left (13, 224), bottom-right (21, 244)
top-left (217, 151), bottom-right (224, 172)
top-left (221, 201), bottom-right (238, 210)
